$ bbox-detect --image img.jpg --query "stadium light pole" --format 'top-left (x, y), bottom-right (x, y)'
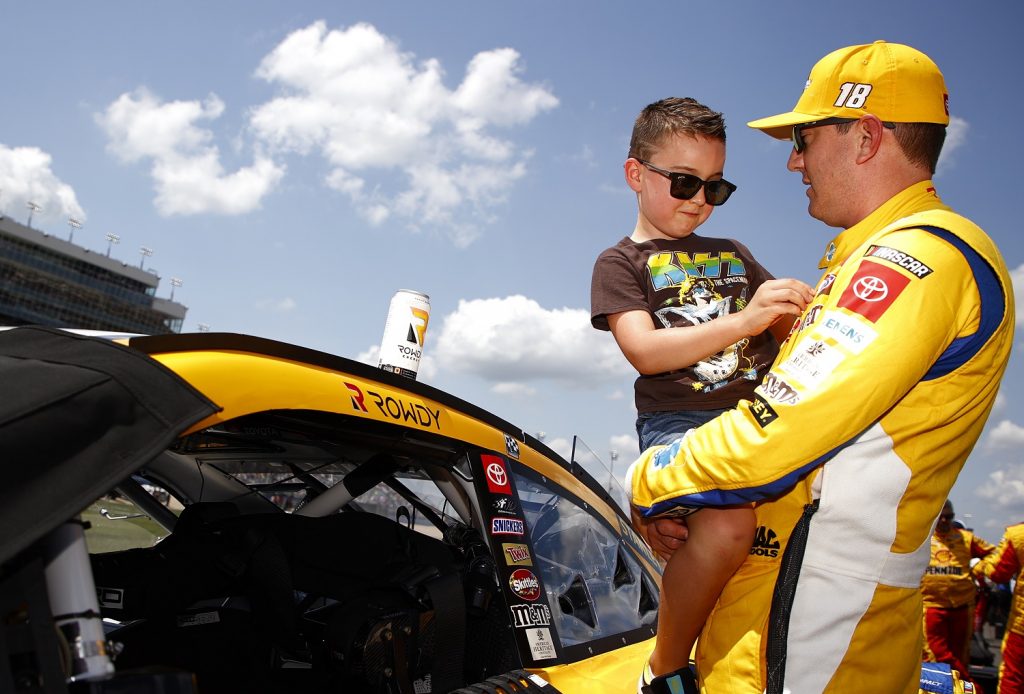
top-left (607, 449), bottom-right (619, 493)
top-left (104, 233), bottom-right (120, 256)
top-left (26, 201), bottom-right (41, 228)
top-left (169, 277), bottom-right (183, 301)
top-left (138, 246), bottom-right (153, 269)
top-left (67, 217), bottom-right (83, 243)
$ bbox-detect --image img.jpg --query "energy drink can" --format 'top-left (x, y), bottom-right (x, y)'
top-left (377, 289), bottom-right (431, 380)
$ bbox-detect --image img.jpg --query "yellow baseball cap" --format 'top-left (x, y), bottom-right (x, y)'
top-left (748, 40), bottom-right (950, 140)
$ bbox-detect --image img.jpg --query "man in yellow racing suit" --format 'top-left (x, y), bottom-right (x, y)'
top-left (974, 523), bottom-right (1024, 693)
top-left (922, 500), bottom-right (995, 684)
top-left (627, 41), bottom-right (1014, 694)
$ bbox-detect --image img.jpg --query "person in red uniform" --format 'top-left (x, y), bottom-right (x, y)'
top-left (922, 500), bottom-right (995, 686)
top-left (975, 522), bottom-right (1024, 693)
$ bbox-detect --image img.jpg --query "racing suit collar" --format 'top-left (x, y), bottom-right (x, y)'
top-left (816, 180), bottom-right (951, 269)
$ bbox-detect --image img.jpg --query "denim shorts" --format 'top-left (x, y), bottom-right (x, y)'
top-left (636, 408), bottom-right (730, 452)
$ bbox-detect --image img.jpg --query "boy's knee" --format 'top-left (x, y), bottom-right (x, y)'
top-left (705, 508), bottom-right (756, 557)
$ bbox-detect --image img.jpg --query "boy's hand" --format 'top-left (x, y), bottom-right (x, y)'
top-left (740, 278), bottom-right (814, 336)
top-left (631, 504), bottom-right (689, 561)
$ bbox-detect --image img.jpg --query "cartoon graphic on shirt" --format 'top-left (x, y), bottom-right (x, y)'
top-left (653, 275), bottom-right (759, 391)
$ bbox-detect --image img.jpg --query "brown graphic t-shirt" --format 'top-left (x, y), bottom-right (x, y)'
top-left (591, 235), bottom-right (779, 413)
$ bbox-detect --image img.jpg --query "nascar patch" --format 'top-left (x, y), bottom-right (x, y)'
top-left (837, 260), bottom-right (910, 322)
top-left (865, 245), bottom-right (933, 278)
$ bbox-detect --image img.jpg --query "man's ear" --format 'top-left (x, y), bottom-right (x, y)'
top-left (625, 158), bottom-right (643, 193)
top-left (854, 115), bottom-right (886, 164)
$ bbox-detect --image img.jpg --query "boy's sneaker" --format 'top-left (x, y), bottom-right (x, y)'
top-left (638, 662), bottom-right (699, 694)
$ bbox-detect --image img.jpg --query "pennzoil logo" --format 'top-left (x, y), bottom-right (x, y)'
top-left (502, 543), bottom-right (533, 566)
top-left (751, 525), bottom-right (780, 558)
top-left (342, 381), bottom-right (441, 430)
top-left (491, 518), bottom-right (525, 536)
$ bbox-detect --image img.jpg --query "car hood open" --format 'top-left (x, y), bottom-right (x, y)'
top-left (0, 326), bottom-right (219, 565)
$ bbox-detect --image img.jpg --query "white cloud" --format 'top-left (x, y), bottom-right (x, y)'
top-left (610, 433), bottom-right (638, 458)
top-left (975, 463), bottom-right (1024, 515)
top-left (985, 419), bottom-right (1024, 450)
top-left (1012, 264), bottom-right (1024, 331)
top-left (254, 297), bottom-right (297, 313)
top-left (432, 295), bottom-right (632, 385)
top-left (492, 382), bottom-right (537, 397)
top-left (0, 144), bottom-right (85, 224)
top-left (543, 436), bottom-right (574, 461)
top-left (993, 389), bottom-right (1007, 414)
top-left (935, 115), bottom-right (967, 176)
top-left (249, 21), bottom-right (557, 245)
top-left (97, 88), bottom-right (284, 216)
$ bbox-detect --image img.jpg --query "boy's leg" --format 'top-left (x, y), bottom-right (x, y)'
top-left (650, 505), bottom-right (756, 676)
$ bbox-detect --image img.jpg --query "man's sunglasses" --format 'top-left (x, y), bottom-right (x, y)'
top-left (791, 117), bottom-right (896, 153)
top-left (636, 159), bottom-right (737, 206)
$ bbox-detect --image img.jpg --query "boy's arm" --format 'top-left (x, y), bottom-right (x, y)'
top-left (608, 278), bottom-right (812, 375)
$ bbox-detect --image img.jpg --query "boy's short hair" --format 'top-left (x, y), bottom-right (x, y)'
top-left (628, 97), bottom-right (727, 161)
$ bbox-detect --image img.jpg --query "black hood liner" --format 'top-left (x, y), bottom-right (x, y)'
top-left (0, 326), bottom-right (219, 565)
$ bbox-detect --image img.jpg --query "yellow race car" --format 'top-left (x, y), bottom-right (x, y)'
top-left (0, 326), bottom-right (659, 693)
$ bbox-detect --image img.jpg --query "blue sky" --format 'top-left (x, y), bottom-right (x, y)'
top-left (3, 2), bottom-right (1023, 536)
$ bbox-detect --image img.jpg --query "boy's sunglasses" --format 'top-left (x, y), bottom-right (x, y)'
top-left (636, 160), bottom-right (737, 206)
top-left (791, 117), bottom-right (896, 153)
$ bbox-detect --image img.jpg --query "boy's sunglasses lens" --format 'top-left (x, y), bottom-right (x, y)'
top-left (669, 173), bottom-right (703, 200)
top-left (670, 173), bottom-right (734, 206)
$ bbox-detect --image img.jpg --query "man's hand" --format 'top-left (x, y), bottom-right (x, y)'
top-left (631, 505), bottom-right (689, 561)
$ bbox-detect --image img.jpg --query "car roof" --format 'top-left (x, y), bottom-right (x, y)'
top-left (129, 332), bottom-right (626, 527)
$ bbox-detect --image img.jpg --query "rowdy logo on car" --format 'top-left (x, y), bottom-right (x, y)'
top-left (343, 382), bottom-right (441, 430)
top-left (509, 569), bottom-right (541, 601)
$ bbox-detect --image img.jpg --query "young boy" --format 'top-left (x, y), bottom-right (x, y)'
top-left (590, 97), bottom-right (812, 694)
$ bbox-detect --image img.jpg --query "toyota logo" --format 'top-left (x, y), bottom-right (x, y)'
top-left (486, 462), bottom-right (507, 487)
top-left (852, 276), bottom-right (888, 302)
